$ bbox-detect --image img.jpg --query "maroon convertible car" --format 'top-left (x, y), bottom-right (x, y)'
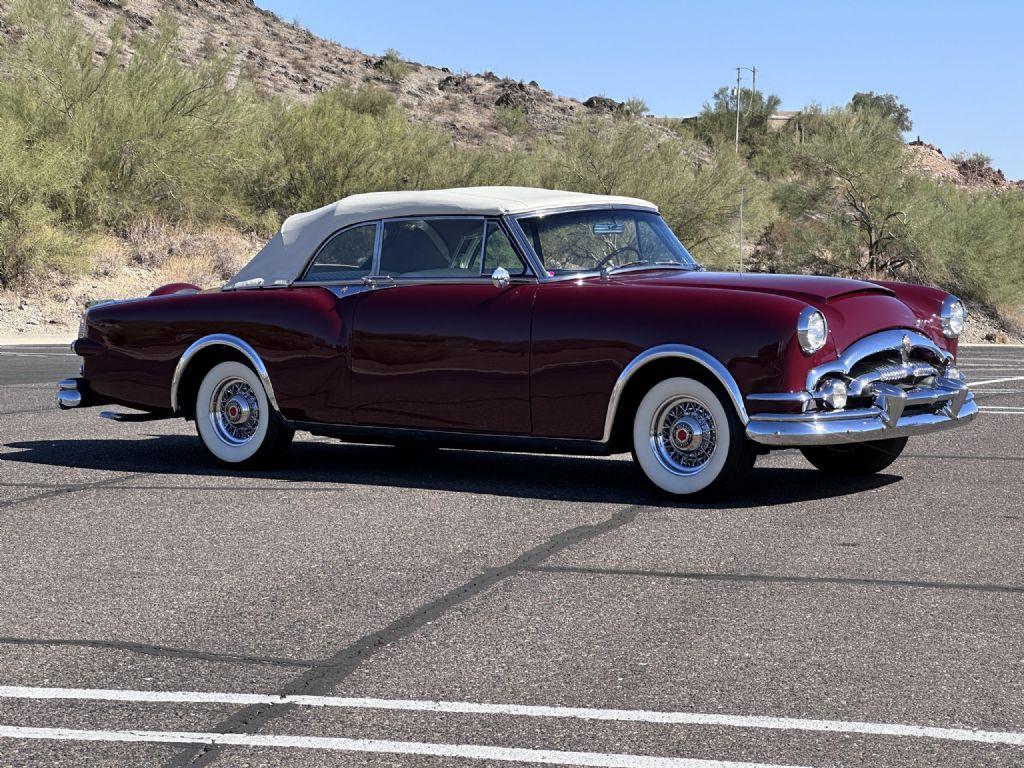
top-left (57, 187), bottom-right (975, 497)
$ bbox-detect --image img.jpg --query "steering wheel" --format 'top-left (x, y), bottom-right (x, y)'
top-left (595, 245), bottom-right (641, 269)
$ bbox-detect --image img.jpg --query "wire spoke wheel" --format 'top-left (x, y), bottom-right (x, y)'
top-left (209, 376), bottom-right (261, 446)
top-left (649, 395), bottom-right (718, 476)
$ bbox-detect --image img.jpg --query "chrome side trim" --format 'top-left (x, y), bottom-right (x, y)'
top-left (322, 284), bottom-right (372, 299)
top-left (746, 392), bottom-right (813, 405)
top-left (806, 329), bottom-right (952, 391)
top-left (170, 334), bottom-right (280, 414)
top-left (602, 345), bottom-right (748, 443)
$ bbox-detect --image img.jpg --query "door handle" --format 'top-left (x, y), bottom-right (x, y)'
top-left (363, 275), bottom-right (397, 290)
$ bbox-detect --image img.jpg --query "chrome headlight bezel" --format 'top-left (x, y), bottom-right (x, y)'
top-left (940, 295), bottom-right (966, 339)
top-left (797, 307), bottom-right (828, 354)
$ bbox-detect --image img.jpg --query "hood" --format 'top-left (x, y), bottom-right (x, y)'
top-left (611, 269), bottom-right (932, 352)
top-left (615, 270), bottom-right (894, 305)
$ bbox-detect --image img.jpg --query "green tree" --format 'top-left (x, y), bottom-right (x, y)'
top-left (693, 86), bottom-right (782, 155)
top-left (2, 0), bottom-right (257, 228)
top-left (540, 118), bottom-right (774, 267)
top-left (778, 107), bottom-right (915, 277)
top-left (850, 92), bottom-right (912, 132)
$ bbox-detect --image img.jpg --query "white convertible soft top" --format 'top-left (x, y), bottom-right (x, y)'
top-left (227, 186), bottom-right (658, 288)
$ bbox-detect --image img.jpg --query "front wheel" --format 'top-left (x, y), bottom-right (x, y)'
top-left (195, 361), bottom-right (294, 466)
top-left (800, 437), bottom-right (907, 475)
top-left (631, 376), bottom-right (754, 499)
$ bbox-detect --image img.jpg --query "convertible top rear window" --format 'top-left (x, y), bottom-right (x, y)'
top-left (517, 210), bottom-right (696, 275)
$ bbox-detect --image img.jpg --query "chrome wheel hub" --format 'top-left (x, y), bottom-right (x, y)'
top-left (224, 396), bottom-right (251, 425)
top-left (650, 397), bottom-right (717, 475)
top-left (210, 377), bottom-right (260, 446)
top-left (668, 416), bottom-right (704, 453)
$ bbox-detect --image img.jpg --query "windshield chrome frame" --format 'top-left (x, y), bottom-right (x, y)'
top-left (505, 205), bottom-right (699, 283)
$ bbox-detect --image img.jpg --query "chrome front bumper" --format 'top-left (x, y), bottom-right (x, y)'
top-left (746, 376), bottom-right (976, 447)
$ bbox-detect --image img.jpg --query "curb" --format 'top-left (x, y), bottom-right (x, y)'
top-left (0, 335), bottom-right (75, 347)
top-left (960, 342), bottom-right (1024, 348)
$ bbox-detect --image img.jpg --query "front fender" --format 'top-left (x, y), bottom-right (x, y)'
top-left (869, 280), bottom-right (958, 355)
top-left (530, 282), bottom-right (817, 439)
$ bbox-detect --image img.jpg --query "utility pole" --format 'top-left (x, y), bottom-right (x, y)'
top-left (734, 66), bottom-right (757, 273)
top-left (739, 187), bottom-right (745, 273)
top-left (734, 67), bottom-right (742, 155)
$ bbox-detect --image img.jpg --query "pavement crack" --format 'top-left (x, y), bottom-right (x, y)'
top-left (0, 637), bottom-right (318, 668)
top-left (0, 407), bottom-right (52, 417)
top-left (530, 564), bottom-right (1024, 594)
top-left (0, 472), bottom-right (143, 510)
top-left (163, 503), bottom-right (646, 768)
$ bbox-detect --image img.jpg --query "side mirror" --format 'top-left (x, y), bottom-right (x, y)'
top-left (491, 267), bottom-right (510, 289)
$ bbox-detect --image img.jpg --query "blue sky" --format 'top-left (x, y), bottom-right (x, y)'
top-left (258, 0), bottom-right (1024, 179)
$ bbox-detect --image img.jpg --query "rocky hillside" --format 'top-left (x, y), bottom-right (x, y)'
top-left (907, 140), bottom-right (1023, 192)
top-left (0, 0), bottom-right (623, 149)
top-left (5, 0), bottom-right (1019, 179)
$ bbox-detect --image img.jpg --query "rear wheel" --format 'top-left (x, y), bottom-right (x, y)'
top-left (800, 437), bottom-right (907, 475)
top-left (631, 376), bottom-right (754, 499)
top-left (195, 361), bottom-right (293, 466)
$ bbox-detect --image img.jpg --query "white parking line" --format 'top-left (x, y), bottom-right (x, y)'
top-left (0, 725), bottom-right (806, 768)
top-left (967, 376), bottom-right (1024, 387)
top-left (1, 686), bottom-right (1022, 747)
top-left (0, 351), bottom-right (73, 357)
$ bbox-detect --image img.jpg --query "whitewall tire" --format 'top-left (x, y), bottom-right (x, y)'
top-left (631, 376), bottom-right (753, 498)
top-left (195, 361), bottom-right (292, 466)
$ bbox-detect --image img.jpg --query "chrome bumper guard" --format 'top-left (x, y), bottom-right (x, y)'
top-left (746, 376), bottom-right (976, 447)
top-left (57, 378), bottom-right (82, 409)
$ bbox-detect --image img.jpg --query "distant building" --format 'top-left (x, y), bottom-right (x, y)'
top-left (767, 110), bottom-right (800, 132)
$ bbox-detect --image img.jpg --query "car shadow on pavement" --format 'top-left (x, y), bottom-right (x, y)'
top-left (1, 435), bottom-right (900, 510)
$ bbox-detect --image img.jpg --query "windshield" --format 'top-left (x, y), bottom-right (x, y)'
top-left (515, 209), bottom-right (697, 276)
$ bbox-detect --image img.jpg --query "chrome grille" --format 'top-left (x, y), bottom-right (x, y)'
top-left (847, 361), bottom-right (939, 397)
top-left (807, 330), bottom-right (954, 394)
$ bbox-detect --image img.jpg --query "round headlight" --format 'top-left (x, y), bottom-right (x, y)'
top-left (797, 307), bottom-right (828, 354)
top-left (941, 296), bottom-right (966, 338)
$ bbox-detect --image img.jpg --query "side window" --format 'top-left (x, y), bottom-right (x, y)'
top-left (483, 222), bottom-right (528, 276)
top-left (303, 223), bottom-right (376, 282)
top-left (380, 218), bottom-right (483, 278)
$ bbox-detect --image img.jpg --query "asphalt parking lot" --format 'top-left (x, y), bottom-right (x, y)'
top-left (0, 344), bottom-right (1022, 768)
